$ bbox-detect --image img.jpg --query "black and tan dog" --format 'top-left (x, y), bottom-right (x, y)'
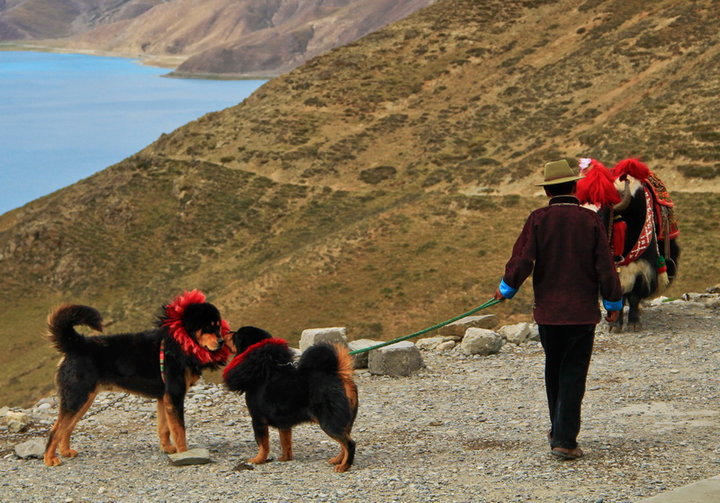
top-left (43, 290), bottom-right (231, 466)
top-left (223, 327), bottom-right (358, 472)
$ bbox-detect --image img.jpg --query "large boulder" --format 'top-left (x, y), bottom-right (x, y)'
top-left (368, 341), bottom-right (424, 376)
top-left (461, 328), bottom-right (504, 355)
top-left (299, 327), bottom-right (348, 351)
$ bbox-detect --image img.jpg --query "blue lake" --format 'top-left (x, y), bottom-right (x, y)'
top-left (0, 51), bottom-right (265, 214)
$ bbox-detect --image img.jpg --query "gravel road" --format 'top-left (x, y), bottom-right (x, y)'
top-left (1, 297), bottom-right (719, 503)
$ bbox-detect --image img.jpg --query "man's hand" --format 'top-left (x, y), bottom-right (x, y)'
top-left (493, 288), bottom-right (506, 301)
top-left (605, 310), bottom-right (619, 323)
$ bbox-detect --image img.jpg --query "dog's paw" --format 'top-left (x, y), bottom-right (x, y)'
top-left (248, 456), bottom-right (269, 464)
top-left (60, 448), bottom-right (78, 458)
top-left (334, 463), bottom-right (350, 473)
top-left (161, 445), bottom-right (177, 454)
top-left (44, 455), bottom-right (63, 467)
top-left (328, 454), bottom-right (343, 465)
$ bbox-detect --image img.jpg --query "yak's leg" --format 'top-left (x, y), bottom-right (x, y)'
top-left (627, 295), bottom-right (643, 331)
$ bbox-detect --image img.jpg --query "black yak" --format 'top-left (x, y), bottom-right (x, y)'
top-left (576, 158), bottom-right (680, 331)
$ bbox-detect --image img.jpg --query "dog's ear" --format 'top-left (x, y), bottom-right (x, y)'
top-left (234, 326), bottom-right (272, 353)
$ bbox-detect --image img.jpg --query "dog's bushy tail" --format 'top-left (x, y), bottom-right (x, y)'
top-left (46, 304), bottom-right (103, 354)
top-left (299, 343), bottom-right (358, 409)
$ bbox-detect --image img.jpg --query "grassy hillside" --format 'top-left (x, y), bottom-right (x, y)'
top-left (2, 0), bottom-right (719, 407)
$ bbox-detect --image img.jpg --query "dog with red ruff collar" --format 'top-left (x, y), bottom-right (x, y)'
top-left (43, 290), bottom-right (231, 466)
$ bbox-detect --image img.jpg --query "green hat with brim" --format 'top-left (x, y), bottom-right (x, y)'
top-left (536, 159), bottom-right (584, 186)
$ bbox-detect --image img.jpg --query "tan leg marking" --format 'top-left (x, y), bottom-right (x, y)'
top-left (248, 425), bottom-right (270, 464)
top-left (58, 391), bottom-right (97, 458)
top-left (157, 399), bottom-right (176, 453)
top-left (163, 393), bottom-right (188, 453)
top-left (279, 428), bottom-right (293, 461)
top-left (330, 440), bottom-right (351, 472)
top-left (45, 390), bottom-right (98, 466)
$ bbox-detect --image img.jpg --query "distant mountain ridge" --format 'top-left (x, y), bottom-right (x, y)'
top-left (0, 0), bottom-right (436, 76)
top-left (1, 0), bottom-right (719, 409)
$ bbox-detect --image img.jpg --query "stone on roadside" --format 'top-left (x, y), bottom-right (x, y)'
top-left (436, 340), bottom-right (457, 352)
top-left (348, 339), bottom-right (380, 368)
top-left (498, 322), bottom-right (533, 345)
top-left (416, 336), bottom-right (450, 350)
top-left (368, 341), bottom-right (424, 376)
top-left (167, 448), bottom-right (211, 466)
top-left (15, 438), bottom-right (45, 459)
top-left (5, 411), bottom-right (31, 433)
top-left (299, 327), bottom-right (348, 351)
top-left (461, 328), bottom-right (504, 355)
top-left (438, 315), bottom-right (497, 336)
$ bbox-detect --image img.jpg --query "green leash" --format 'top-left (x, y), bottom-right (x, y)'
top-left (349, 298), bottom-right (503, 355)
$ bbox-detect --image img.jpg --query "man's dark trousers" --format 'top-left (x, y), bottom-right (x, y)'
top-left (539, 324), bottom-right (595, 450)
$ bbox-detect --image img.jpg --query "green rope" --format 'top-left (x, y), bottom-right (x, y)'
top-left (349, 298), bottom-right (503, 355)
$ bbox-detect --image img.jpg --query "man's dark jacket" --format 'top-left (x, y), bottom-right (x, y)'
top-left (502, 195), bottom-right (623, 325)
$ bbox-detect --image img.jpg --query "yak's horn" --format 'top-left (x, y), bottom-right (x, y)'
top-left (613, 180), bottom-right (632, 211)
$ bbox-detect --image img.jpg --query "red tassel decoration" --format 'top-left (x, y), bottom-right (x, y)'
top-left (576, 159), bottom-right (621, 206)
top-left (613, 158), bottom-right (651, 182)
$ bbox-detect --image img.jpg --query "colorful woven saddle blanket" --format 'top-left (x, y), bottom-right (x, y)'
top-left (646, 172), bottom-right (679, 241)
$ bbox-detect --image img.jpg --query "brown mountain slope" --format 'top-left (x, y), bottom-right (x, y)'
top-left (0, 0), bottom-right (162, 39)
top-left (146, 0), bottom-right (720, 193)
top-left (1, 0), bottom-right (436, 76)
top-left (1, 0), bottom-right (720, 407)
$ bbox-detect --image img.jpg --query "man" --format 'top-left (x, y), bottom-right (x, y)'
top-left (494, 159), bottom-right (622, 460)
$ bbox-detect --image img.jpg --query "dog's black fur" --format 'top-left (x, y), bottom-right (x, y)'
top-left (224, 326), bottom-right (358, 472)
top-left (44, 299), bottom-right (227, 466)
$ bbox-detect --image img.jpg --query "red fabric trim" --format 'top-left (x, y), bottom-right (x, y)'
top-left (617, 187), bottom-right (654, 266)
top-left (161, 290), bottom-right (232, 365)
top-left (612, 220), bottom-right (626, 258)
top-left (223, 338), bottom-right (288, 380)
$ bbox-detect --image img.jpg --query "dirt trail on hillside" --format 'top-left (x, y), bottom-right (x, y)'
top-left (1, 297), bottom-right (719, 502)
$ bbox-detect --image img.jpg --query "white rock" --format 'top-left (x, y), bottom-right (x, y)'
top-left (416, 336), bottom-right (455, 351)
top-left (461, 328), bottom-right (504, 355)
top-left (436, 341), bottom-right (457, 352)
top-left (368, 341), bottom-right (424, 376)
top-left (498, 322), bottom-right (532, 345)
top-left (15, 438), bottom-right (45, 459)
top-left (167, 447), bottom-right (211, 466)
top-left (299, 327), bottom-right (348, 351)
top-left (5, 411), bottom-right (31, 433)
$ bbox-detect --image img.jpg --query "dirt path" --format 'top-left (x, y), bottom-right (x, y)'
top-left (1, 297), bottom-right (718, 502)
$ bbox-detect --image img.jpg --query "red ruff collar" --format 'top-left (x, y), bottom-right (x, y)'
top-left (223, 338), bottom-right (288, 380)
top-left (161, 290), bottom-right (232, 365)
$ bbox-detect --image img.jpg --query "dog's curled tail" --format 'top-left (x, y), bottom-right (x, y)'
top-left (46, 304), bottom-right (103, 353)
top-left (299, 343), bottom-right (358, 409)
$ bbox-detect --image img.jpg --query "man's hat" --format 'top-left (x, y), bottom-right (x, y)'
top-left (536, 159), bottom-right (584, 186)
